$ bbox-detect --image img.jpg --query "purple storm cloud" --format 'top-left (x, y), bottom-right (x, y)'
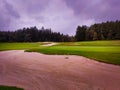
top-left (0, 0), bottom-right (120, 35)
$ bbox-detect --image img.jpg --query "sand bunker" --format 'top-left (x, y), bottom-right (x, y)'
top-left (42, 42), bottom-right (57, 46)
top-left (0, 50), bottom-right (120, 90)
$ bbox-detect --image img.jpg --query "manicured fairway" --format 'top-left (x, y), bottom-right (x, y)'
top-left (28, 45), bottom-right (120, 65)
top-left (59, 40), bottom-right (120, 46)
top-left (0, 42), bottom-right (42, 51)
top-left (27, 41), bottom-right (120, 65)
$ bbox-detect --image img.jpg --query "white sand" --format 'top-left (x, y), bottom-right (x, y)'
top-left (0, 50), bottom-right (120, 90)
top-left (42, 42), bottom-right (57, 46)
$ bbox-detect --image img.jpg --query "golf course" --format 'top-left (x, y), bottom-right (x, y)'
top-left (0, 40), bottom-right (120, 65)
top-left (1, 0), bottom-right (120, 89)
top-left (0, 40), bottom-right (120, 90)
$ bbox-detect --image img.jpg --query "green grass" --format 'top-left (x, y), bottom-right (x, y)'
top-left (27, 41), bottom-right (120, 65)
top-left (0, 41), bottom-right (120, 65)
top-left (59, 40), bottom-right (120, 46)
top-left (27, 46), bottom-right (120, 65)
top-left (0, 42), bottom-right (42, 51)
top-left (0, 85), bottom-right (24, 90)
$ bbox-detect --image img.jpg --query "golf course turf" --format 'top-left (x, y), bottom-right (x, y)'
top-left (0, 42), bottom-right (42, 51)
top-left (0, 41), bottom-right (120, 65)
top-left (27, 41), bottom-right (120, 65)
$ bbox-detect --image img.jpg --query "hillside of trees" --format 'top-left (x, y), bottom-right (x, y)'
top-left (0, 20), bottom-right (120, 42)
top-left (75, 20), bottom-right (120, 41)
top-left (0, 27), bottom-right (72, 42)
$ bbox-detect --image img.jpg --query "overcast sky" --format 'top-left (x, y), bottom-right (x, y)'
top-left (0, 0), bottom-right (120, 35)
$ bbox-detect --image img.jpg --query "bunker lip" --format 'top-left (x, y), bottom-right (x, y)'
top-left (0, 50), bottom-right (120, 90)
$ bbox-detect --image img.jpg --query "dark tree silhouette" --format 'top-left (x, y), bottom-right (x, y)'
top-left (0, 20), bottom-right (120, 42)
top-left (75, 25), bottom-right (87, 41)
top-left (0, 26), bottom-right (72, 42)
top-left (75, 20), bottom-right (120, 41)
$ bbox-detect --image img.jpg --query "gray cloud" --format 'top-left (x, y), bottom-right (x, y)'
top-left (0, 0), bottom-right (120, 35)
top-left (0, 0), bottom-right (20, 30)
top-left (64, 0), bottom-right (120, 22)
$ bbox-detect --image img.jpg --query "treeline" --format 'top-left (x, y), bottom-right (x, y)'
top-left (0, 27), bottom-right (72, 42)
top-left (75, 20), bottom-right (120, 41)
top-left (0, 20), bottom-right (120, 42)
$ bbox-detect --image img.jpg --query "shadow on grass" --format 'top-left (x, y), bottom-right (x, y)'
top-left (0, 85), bottom-right (24, 90)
